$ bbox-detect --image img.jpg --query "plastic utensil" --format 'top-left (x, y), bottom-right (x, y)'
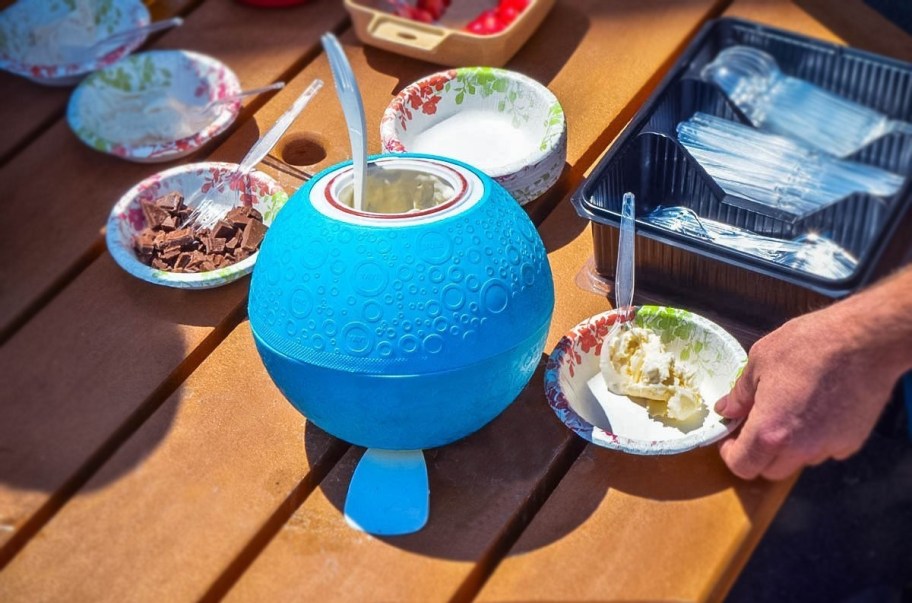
top-left (615, 192), bottom-right (636, 325)
top-left (193, 82), bottom-right (286, 118)
top-left (702, 45), bottom-right (912, 157)
top-left (644, 206), bottom-right (858, 280)
top-left (61, 17), bottom-right (183, 65)
top-left (322, 32), bottom-right (367, 211)
top-left (677, 112), bottom-right (905, 219)
top-left (183, 78), bottom-right (323, 230)
top-left (344, 449), bottom-right (429, 535)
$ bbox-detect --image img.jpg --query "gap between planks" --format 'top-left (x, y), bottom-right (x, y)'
top-left (0, 300), bottom-right (249, 569)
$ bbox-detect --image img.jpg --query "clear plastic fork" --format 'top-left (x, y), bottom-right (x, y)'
top-left (182, 78), bottom-right (324, 231)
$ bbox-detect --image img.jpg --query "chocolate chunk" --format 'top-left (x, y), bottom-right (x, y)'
top-left (160, 246), bottom-right (182, 261)
top-left (140, 200), bottom-right (170, 229)
top-left (134, 231), bottom-right (156, 256)
top-left (226, 235), bottom-right (240, 250)
top-left (175, 253), bottom-right (193, 271)
top-left (151, 258), bottom-right (169, 270)
top-left (156, 191), bottom-right (184, 213)
top-left (212, 220), bottom-right (235, 241)
top-left (160, 215), bottom-right (177, 232)
top-left (225, 206), bottom-right (251, 228)
top-left (247, 206), bottom-right (263, 222)
top-left (241, 219), bottom-right (267, 250)
top-left (210, 237), bottom-right (227, 253)
top-left (164, 228), bottom-right (194, 249)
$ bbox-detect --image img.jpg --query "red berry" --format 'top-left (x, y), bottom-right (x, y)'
top-left (419, 0), bottom-right (446, 19)
top-left (497, 3), bottom-right (519, 23)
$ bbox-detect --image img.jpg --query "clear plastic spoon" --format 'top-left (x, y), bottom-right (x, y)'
top-left (322, 33), bottom-right (367, 211)
top-left (615, 192), bottom-right (636, 325)
top-left (702, 46), bottom-right (912, 157)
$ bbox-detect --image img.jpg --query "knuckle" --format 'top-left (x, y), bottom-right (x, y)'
top-left (755, 427), bottom-right (791, 455)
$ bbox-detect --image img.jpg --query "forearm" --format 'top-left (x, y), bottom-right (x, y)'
top-left (826, 264), bottom-right (912, 381)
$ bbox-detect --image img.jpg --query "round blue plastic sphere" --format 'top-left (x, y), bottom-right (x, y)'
top-left (248, 154), bottom-right (554, 450)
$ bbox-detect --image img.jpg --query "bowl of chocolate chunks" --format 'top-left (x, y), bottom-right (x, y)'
top-left (106, 161), bottom-right (289, 288)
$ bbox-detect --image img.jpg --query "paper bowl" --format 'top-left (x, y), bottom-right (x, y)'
top-left (545, 306), bottom-right (748, 455)
top-left (68, 50), bottom-right (241, 163)
top-left (106, 161), bottom-right (288, 289)
top-left (381, 67), bottom-right (566, 205)
top-left (0, 0), bottom-right (149, 85)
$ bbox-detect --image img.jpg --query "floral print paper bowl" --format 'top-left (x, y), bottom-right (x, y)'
top-left (381, 67), bottom-right (566, 206)
top-left (106, 161), bottom-right (288, 289)
top-left (545, 306), bottom-right (748, 455)
top-left (0, 0), bottom-right (149, 86)
top-left (68, 50), bottom-right (241, 163)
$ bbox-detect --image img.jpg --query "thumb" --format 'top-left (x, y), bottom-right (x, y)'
top-left (714, 363), bottom-right (757, 419)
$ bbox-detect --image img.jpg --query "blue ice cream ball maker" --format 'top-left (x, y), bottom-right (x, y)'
top-left (248, 154), bottom-right (554, 450)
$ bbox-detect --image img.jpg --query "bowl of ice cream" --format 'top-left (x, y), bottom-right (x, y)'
top-left (0, 0), bottom-right (150, 86)
top-left (380, 67), bottom-right (566, 206)
top-left (248, 153), bottom-right (554, 449)
top-left (545, 306), bottom-right (747, 455)
top-left (106, 161), bottom-right (288, 288)
top-left (67, 50), bottom-right (242, 162)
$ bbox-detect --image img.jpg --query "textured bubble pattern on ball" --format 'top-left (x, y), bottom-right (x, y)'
top-left (248, 154), bottom-right (554, 449)
top-left (249, 156), bottom-right (553, 375)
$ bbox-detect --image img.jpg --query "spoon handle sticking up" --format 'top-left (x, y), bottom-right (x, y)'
top-left (321, 33), bottom-right (367, 211)
top-left (615, 192), bottom-right (636, 326)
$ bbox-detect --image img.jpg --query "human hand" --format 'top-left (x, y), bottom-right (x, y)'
top-left (714, 301), bottom-right (903, 481)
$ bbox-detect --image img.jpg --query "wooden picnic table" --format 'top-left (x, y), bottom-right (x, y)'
top-left (0, 0), bottom-right (909, 600)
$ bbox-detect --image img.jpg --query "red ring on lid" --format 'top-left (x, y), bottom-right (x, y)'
top-left (323, 159), bottom-right (470, 220)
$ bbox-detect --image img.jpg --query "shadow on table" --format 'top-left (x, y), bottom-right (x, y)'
top-left (304, 354), bottom-right (749, 560)
top-left (304, 358), bottom-right (612, 559)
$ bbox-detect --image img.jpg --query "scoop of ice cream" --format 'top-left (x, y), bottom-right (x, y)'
top-left (600, 325), bottom-right (704, 421)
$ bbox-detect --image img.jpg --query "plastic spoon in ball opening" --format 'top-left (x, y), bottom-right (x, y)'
top-left (615, 192), bottom-right (636, 329)
top-left (322, 33), bottom-right (367, 211)
top-left (182, 78), bottom-right (323, 230)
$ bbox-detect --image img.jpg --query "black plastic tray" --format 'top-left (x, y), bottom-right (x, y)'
top-left (572, 17), bottom-right (912, 320)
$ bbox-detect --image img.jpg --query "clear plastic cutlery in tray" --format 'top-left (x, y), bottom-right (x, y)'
top-left (572, 17), bottom-right (912, 323)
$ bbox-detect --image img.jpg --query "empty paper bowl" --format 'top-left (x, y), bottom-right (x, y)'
top-left (106, 161), bottom-right (288, 289)
top-left (0, 0), bottom-right (149, 85)
top-left (68, 50), bottom-right (242, 162)
top-left (381, 67), bottom-right (566, 205)
top-left (545, 306), bottom-right (747, 455)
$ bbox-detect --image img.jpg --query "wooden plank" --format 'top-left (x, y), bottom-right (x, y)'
top-left (795, 0), bottom-right (912, 61)
top-left (476, 445), bottom-right (796, 603)
top-left (0, 0), bottom-right (199, 165)
top-left (0, 321), bottom-right (348, 602)
top-left (0, 255), bottom-right (246, 555)
top-left (0, 0), bottom-right (348, 340)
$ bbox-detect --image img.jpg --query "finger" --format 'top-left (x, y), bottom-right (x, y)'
top-left (760, 454), bottom-right (805, 481)
top-left (714, 363), bottom-right (757, 419)
top-left (719, 419), bottom-right (785, 480)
